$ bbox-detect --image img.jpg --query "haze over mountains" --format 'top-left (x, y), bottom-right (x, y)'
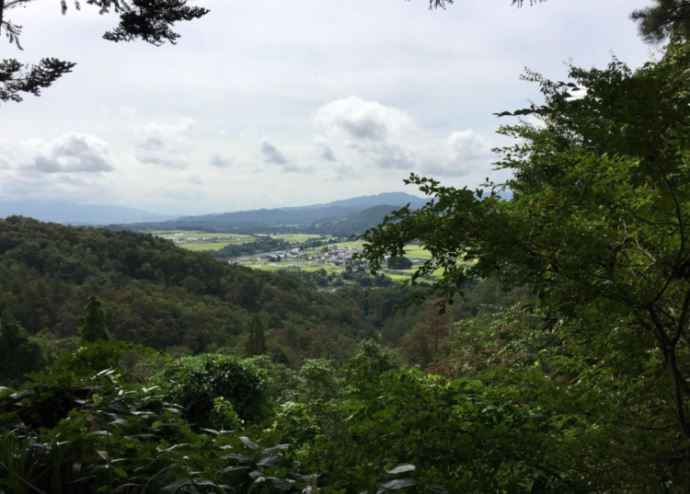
top-left (122, 192), bottom-right (428, 235)
top-left (0, 199), bottom-right (176, 225)
top-left (0, 192), bottom-right (428, 235)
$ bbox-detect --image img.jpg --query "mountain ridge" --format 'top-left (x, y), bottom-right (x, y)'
top-left (117, 192), bottom-right (428, 235)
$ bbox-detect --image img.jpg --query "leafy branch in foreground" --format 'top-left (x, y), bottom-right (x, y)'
top-left (362, 40), bottom-right (690, 457)
top-left (0, 0), bottom-right (208, 103)
top-left (0, 57), bottom-right (76, 102)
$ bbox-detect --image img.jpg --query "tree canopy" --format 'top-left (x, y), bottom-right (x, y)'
top-left (363, 27), bottom-right (690, 459)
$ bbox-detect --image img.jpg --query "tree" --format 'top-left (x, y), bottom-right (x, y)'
top-left (362, 37), bottom-right (690, 457)
top-left (0, 0), bottom-right (208, 103)
top-left (387, 255), bottom-right (413, 270)
top-left (400, 301), bottom-right (450, 367)
top-left (633, 0), bottom-right (690, 42)
top-left (245, 314), bottom-right (266, 356)
top-left (427, 0), bottom-right (690, 42)
top-left (79, 295), bottom-right (110, 343)
top-left (0, 308), bottom-right (43, 383)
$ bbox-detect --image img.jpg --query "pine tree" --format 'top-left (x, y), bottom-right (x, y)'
top-left (0, 0), bottom-right (208, 103)
top-left (79, 296), bottom-right (110, 343)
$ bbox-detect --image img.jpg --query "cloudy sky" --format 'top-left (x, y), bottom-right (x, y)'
top-left (0, 0), bottom-right (656, 214)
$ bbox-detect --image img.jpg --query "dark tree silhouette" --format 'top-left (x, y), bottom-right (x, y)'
top-left (0, 0), bottom-right (208, 103)
top-left (633, 0), bottom-right (690, 42)
top-left (0, 58), bottom-right (76, 103)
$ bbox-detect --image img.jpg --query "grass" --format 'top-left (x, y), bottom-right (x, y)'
top-left (298, 264), bottom-right (341, 274)
top-left (156, 231), bottom-right (333, 252)
top-left (271, 233), bottom-right (328, 243)
top-left (403, 245), bottom-right (432, 260)
top-left (182, 243), bottom-right (229, 252)
top-left (154, 231), bottom-right (256, 251)
top-left (330, 240), bottom-right (365, 249)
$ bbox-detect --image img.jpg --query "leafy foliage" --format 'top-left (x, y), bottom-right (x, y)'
top-left (154, 354), bottom-right (268, 428)
top-left (362, 38), bottom-right (690, 485)
top-left (0, 217), bottom-right (418, 360)
top-left (633, 0), bottom-right (690, 42)
top-left (99, 0), bottom-right (209, 45)
top-left (0, 369), bottom-right (309, 493)
top-left (0, 310), bottom-right (43, 385)
top-left (53, 339), bottom-right (168, 382)
top-left (0, 57), bottom-right (76, 103)
top-left (0, 0), bottom-right (207, 104)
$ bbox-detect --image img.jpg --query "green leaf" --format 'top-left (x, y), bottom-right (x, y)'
top-left (385, 464), bottom-right (416, 475)
top-left (381, 478), bottom-right (416, 490)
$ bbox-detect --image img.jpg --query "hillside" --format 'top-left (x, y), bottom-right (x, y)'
top-left (309, 204), bottom-right (401, 237)
top-left (120, 192), bottom-right (427, 235)
top-left (0, 216), bottom-right (416, 360)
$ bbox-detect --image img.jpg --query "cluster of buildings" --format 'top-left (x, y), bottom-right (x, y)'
top-left (253, 244), bottom-right (362, 267)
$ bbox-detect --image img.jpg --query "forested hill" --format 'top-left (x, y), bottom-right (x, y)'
top-left (119, 192), bottom-right (427, 235)
top-left (0, 216), bottom-right (412, 359)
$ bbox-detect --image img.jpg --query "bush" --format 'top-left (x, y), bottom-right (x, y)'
top-left (155, 354), bottom-right (268, 428)
top-left (53, 340), bottom-right (167, 383)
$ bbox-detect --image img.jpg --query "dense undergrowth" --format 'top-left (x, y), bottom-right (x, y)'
top-left (1, 322), bottom-right (687, 493)
top-left (1, 213), bottom-right (689, 491)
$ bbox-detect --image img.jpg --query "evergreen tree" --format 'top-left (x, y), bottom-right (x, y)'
top-left (245, 315), bottom-right (266, 356)
top-left (79, 296), bottom-right (110, 343)
top-left (0, 309), bottom-right (43, 384)
top-left (0, 0), bottom-right (208, 103)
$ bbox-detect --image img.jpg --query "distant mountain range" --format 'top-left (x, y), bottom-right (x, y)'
top-left (121, 192), bottom-right (429, 236)
top-left (0, 200), bottom-right (176, 225)
top-left (0, 193), bottom-right (429, 235)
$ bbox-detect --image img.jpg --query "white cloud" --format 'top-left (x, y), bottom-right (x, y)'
top-left (313, 96), bottom-right (423, 175)
top-left (374, 144), bottom-right (418, 170)
top-left (315, 96), bottom-right (413, 143)
top-left (313, 97), bottom-right (493, 179)
top-left (413, 129), bottom-right (491, 176)
top-left (447, 130), bottom-right (489, 163)
top-left (0, 0), bottom-right (652, 211)
top-left (29, 133), bottom-right (115, 174)
top-left (135, 118), bottom-right (194, 168)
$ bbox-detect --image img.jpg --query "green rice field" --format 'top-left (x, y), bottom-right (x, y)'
top-left (154, 231), bottom-right (256, 251)
top-left (156, 229), bottom-right (440, 283)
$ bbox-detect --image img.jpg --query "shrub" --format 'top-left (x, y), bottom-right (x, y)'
top-left (155, 354), bottom-right (268, 428)
top-left (53, 340), bottom-right (167, 383)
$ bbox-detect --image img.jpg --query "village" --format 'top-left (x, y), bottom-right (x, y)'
top-left (238, 243), bottom-right (362, 268)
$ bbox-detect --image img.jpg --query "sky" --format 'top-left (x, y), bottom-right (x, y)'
top-left (0, 0), bottom-right (657, 214)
